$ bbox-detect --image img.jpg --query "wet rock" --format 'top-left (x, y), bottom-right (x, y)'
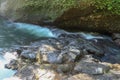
top-left (56, 64), bottom-right (74, 73)
top-left (5, 59), bottom-right (18, 70)
top-left (35, 69), bottom-right (61, 80)
top-left (110, 64), bottom-right (120, 70)
top-left (112, 33), bottom-right (120, 46)
top-left (67, 73), bottom-right (94, 80)
top-left (112, 33), bottom-right (120, 40)
top-left (15, 32), bottom-right (120, 64)
top-left (34, 41), bottom-right (82, 64)
top-left (114, 39), bottom-right (120, 46)
top-left (93, 73), bottom-right (120, 80)
top-left (38, 44), bottom-right (56, 53)
top-left (74, 60), bottom-right (110, 75)
top-left (15, 65), bottom-right (38, 80)
top-left (35, 63), bottom-right (74, 74)
top-left (89, 39), bottom-right (120, 63)
top-left (47, 52), bottom-right (62, 63)
top-left (15, 65), bottom-right (61, 80)
top-left (84, 43), bottom-right (104, 56)
top-left (21, 50), bottom-right (36, 60)
top-left (68, 70), bottom-right (120, 80)
top-left (3, 31), bottom-right (120, 80)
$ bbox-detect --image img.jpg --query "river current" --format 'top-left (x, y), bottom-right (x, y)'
top-left (0, 17), bottom-right (119, 80)
top-left (0, 17), bottom-right (55, 80)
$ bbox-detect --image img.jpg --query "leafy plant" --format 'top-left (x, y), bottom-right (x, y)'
top-left (23, 0), bottom-right (120, 16)
top-left (94, 0), bottom-right (120, 15)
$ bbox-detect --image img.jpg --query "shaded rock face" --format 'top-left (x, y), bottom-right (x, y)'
top-left (0, 0), bottom-right (120, 33)
top-left (55, 7), bottom-right (120, 33)
top-left (0, 0), bottom-right (74, 24)
top-left (112, 33), bottom-right (120, 46)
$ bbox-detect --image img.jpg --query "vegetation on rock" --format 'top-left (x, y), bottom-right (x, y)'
top-left (23, 0), bottom-right (76, 21)
top-left (24, 0), bottom-right (120, 15)
top-left (0, 0), bottom-right (120, 32)
top-left (95, 0), bottom-right (120, 15)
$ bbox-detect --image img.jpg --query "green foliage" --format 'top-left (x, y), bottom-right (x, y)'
top-left (94, 0), bottom-right (120, 15)
top-left (22, 0), bottom-right (120, 21)
top-left (24, 0), bottom-right (76, 10)
top-left (23, 0), bottom-right (76, 21)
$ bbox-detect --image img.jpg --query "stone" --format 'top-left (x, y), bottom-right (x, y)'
top-left (74, 61), bottom-right (110, 75)
top-left (56, 64), bottom-right (74, 73)
top-left (21, 50), bottom-right (36, 60)
top-left (93, 73), bottom-right (120, 80)
top-left (112, 33), bottom-right (120, 40)
top-left (36, 69), bottom-right (61, 80)
top-left (84, 43), bottom-right (104, 57)
top-left (114, 39), bottom-right (120, 46)
top-left (1, 31), bottom-right (120, 80)
top-left (15, 65), bottom-right (61, 80)
top-left (13, 32), bottom-right (120, 64)
top-left (67, 73), bottom-right (94, 80)
top-left (5, 59), bottom-right (18, 70)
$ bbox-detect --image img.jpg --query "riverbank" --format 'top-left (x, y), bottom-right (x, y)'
top-left (3, 29), bottom-right (120, 80)
top-left (0, 0), bottom-right (120, 33)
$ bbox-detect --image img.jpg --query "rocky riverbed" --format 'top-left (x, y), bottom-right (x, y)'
top-left (2, 30), bottom-right (120, 80)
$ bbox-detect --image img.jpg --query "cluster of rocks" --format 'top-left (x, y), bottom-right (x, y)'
top-left (4, 32), bottom-right (120, 80)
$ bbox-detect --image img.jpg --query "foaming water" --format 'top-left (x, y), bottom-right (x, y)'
top-left (79, 32), bottom-right (112, 43)
top-left (0, 54), bottom-right (16, 80)
top-left (79, 32), bottom-right (104, 40)
top-left (0, 17), bottom-right (116, 79)
top-left (0, 17), bottom-right (55, 79)
top-left (13, 23), bottom-right (55, 38)
top-left (0, 20), bottom-right (55, 47)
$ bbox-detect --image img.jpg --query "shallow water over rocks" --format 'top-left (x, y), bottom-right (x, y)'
top-left (0, 17), bottom-right (56, 79)
top-left (0, 17), bottom-right (120, 79)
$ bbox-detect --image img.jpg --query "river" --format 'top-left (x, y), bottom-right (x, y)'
top-left (0, 17), bottom-right (119, 80)
top-left (0, 17), bottom-right (55, 80)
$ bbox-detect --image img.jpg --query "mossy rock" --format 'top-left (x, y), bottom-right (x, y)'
top-left (0, 0), bottom-right (120, 33)
top-left (55, 7), bottom-right (120, 33)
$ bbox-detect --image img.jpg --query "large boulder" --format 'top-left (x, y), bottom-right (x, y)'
top-left (0, 0), bottom-right (120, 33)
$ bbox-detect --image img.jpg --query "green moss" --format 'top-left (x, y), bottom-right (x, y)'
top-left (94, 0), bottom-right (120, 15)
top-left (23, 0), bottom-right (77, 21)
top-left (22, 0), bottom-right (120, 22)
